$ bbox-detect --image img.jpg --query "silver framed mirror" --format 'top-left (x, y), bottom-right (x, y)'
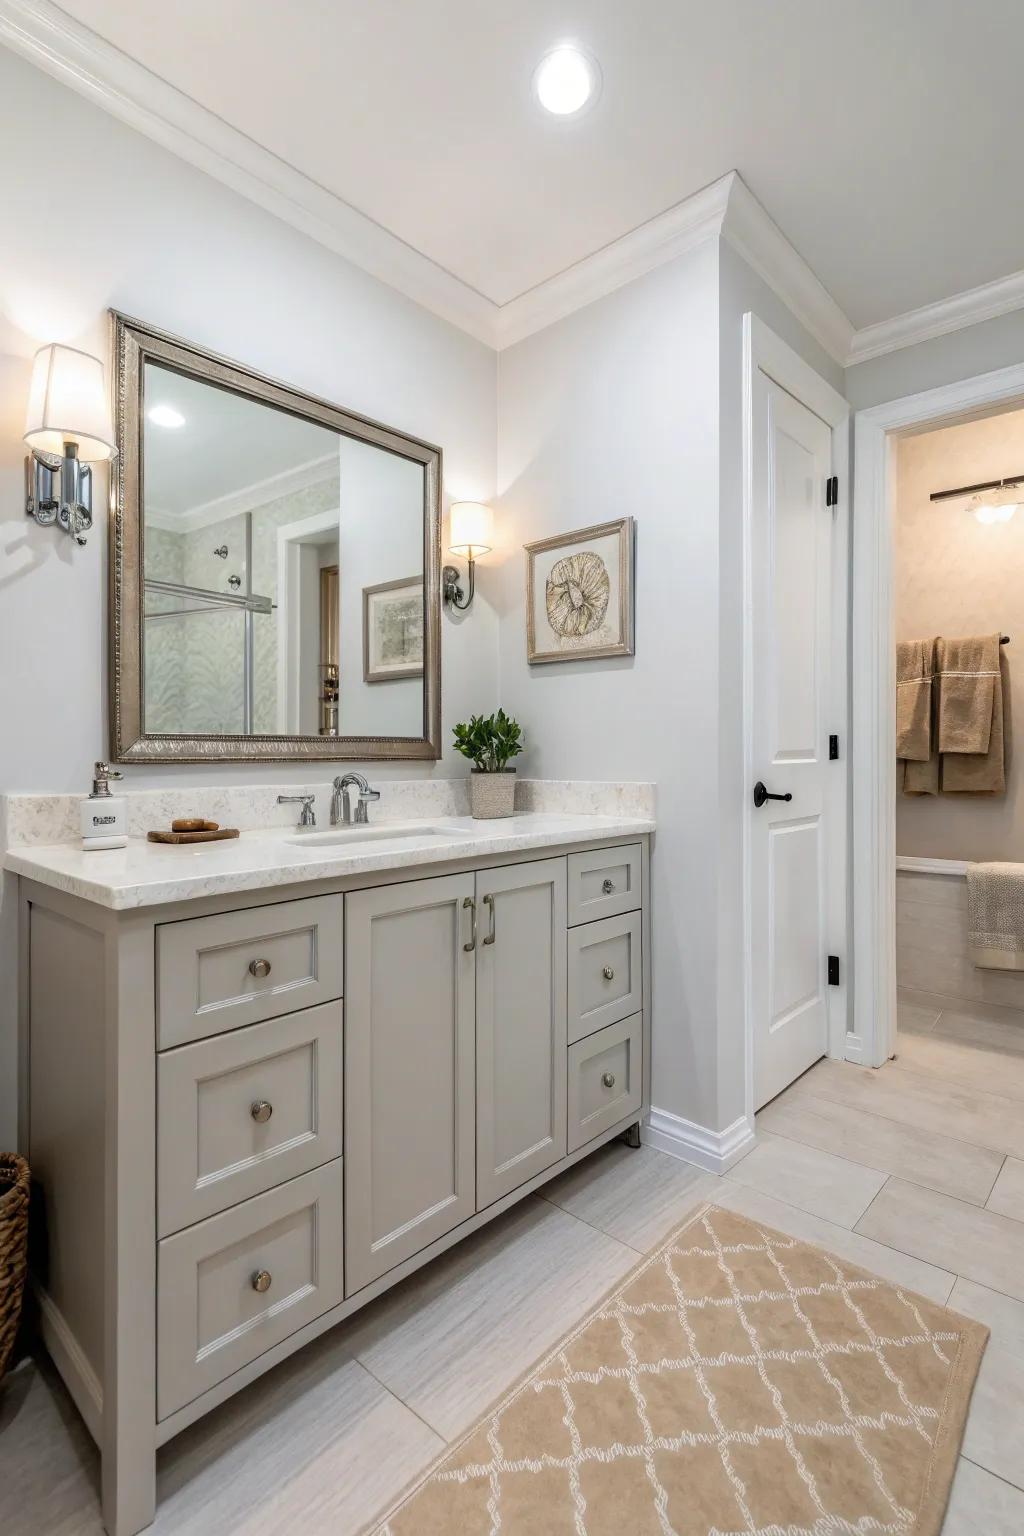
top-left (110, 312), bottom-right (442, 763)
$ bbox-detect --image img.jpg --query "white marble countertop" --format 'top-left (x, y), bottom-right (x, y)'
top-left (3, 813), bottom-right (655, 911)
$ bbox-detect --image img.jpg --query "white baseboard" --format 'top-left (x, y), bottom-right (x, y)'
top-left (35, 1283), bottom-right (103, 1445)
top-left (844, 1030), bottom-right (866, 1064)
top-left (645, 1108), bottom-right (755, 1174)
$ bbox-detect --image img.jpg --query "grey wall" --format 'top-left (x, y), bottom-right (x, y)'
top-left (847, 310), bottom-right (1024, 411)
top-left (0, 47), bottom-right (498, 1145)
top-left (496, 241), bottom-right (722, 1136)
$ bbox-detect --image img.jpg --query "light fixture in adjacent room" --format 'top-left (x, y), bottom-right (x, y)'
top-left (147, 403), bottom-right (186, 429)
top-left (24, 343), bottom-right (115, 546)
top-left (443, 501), bottom-right (494, 611)
top-left (533, 45), bottom-right (600, 117)
top-left (967, 483), bottom-right (1020, 525)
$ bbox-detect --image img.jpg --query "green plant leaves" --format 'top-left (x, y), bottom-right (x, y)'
top-left (452, 708), bottom-right (524, 772)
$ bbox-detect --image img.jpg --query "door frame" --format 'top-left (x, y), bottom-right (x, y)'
top-left (852, 358), bottom-right (1024, 1067)
top-left (742, 314), bottom-right (851, 1125)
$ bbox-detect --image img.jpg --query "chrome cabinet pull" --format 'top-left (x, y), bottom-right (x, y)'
top-left (250, 1099), bottom-right (273, 1124)
top-left (251, 1269), bottom-right (272, 1294)
top-left (601, 1072), bottom-right (616, 1089)
top-left (482, 893), bottom-right (496, 946)
top-left (248, 957), bottom-right (272, 979)
top-left (602, 878), bottom-right (615, 894)
top-left (602, 965), bottom-right (615, 981)
top-left (463, 896), bottom-right (477, 952)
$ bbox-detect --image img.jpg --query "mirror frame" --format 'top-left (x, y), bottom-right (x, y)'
top-left (109, 311), bottom-right (442, 763)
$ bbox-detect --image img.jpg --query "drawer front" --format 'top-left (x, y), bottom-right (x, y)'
top-left (567, 844), bottom-right (642, 926)
top-left (568, 1014), bottom-right (643, 1153)
top-left (157, 894), bottom-right (344, 1048)
top-left (157, 1161), bottom-right (343, 1419)
top-left (157, 1001), bottom-right (343, 1237)
top-left (568, 911), bottom-right (642, 1045)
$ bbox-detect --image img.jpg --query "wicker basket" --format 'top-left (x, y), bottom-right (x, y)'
top-left (0, 1152), bottom-right (30, 1383)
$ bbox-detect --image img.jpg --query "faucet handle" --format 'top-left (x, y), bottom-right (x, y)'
top-left (360, 787), bottom-right (381, 802)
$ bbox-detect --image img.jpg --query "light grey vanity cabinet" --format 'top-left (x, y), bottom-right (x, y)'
top-left (344, 872), bottom-right (477, 1293)
top-left (17, 831), bottom-right (649, 1536)
top-left (475, 858), bottom-right (568, 1208)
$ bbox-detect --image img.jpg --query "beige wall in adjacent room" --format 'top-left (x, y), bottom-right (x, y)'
top-left (896, 405), bottom-right (1024, 860)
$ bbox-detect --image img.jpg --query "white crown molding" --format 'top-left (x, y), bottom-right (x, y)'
top-left (645, 1107), bottom-right (755, 1175)
top-left (0, 0), bottom-right (497, 345)
top-left (149, 452), bottom-right (337, 534)
top-left (493, 176), bottom-right (732, 349)
top-left (721, 176), bottom-right (855, 366)
top-left (10, 0), bottom-right (1024, 370)
top-left (847, 268), bottom-right (1024, 367)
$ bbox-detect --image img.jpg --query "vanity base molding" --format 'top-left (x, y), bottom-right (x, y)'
top-left (17, 831), bottom-right (650, 1536)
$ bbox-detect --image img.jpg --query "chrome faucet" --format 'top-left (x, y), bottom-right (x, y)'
top-left (277, 792), bottom-right (316, 828)
top-left (332, 773), bottom-right (381, 826)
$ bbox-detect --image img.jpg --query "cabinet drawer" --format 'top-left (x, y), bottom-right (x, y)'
top-left (157, 1001), bottom-right (343, 1237)
top-left (157, 1161), bottom-right (343, 1419)
top-left (567, 911), bottom-right (642, 1045)
top-left (567, 844), bottom-right (642, 925)
top-left (568, 1014), bottom-right (643, 1153)
top-left (157, 894), bottom-right (344, 1048)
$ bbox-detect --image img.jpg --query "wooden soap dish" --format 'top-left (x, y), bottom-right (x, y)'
top-left (147, 819), bottom-right (240, 845)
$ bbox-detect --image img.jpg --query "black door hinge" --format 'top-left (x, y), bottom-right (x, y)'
top-left (827, 954), bottom-right (840, 986)
top-left (829, 734), bottom-right (839, 760)
top-left (825, 474), bottom-right (839, 508)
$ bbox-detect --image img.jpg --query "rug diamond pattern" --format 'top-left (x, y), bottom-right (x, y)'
top-left (376, 1203), bottom-right (985, 1536)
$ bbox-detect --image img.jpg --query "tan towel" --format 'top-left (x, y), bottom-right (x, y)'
top-left (967, 861), bottom-right (1024, 969)
top-left (936, 634), bottom-right (1000, 754)
top-left (896, 639), bottom-right (935, 760)
top-left (902, 754), bottom-right (940, 795)
top-left (942, 650), bottom-right (1007, 794)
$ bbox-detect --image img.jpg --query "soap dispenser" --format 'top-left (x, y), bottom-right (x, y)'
top-left (81, 762), bottom-right (128, 850)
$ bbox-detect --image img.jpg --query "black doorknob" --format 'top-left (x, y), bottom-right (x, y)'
top-left (753, 781), bottom-right (793, 808)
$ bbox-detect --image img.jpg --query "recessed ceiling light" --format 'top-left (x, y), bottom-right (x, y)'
top-left (533, 45), bottom-right (599, 117)
top-left (148, 404), bottom-right (185, 429)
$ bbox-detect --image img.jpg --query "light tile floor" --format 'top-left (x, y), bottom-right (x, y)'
top-left (2, 990), bottom-right (1023, 1533)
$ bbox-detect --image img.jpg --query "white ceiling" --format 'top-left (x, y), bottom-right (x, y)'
top-left (36, 1), bottom-right (1024, 330)
top-left (144, 366), bottom-right (337, 518)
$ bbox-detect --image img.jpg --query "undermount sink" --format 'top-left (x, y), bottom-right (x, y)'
top-left (287, 821), bottom-right (469, 849)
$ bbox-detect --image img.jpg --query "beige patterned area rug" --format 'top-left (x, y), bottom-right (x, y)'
top-left (370, 1203), bottom-right (988, 1536)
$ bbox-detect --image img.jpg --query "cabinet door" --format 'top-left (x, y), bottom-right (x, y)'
top-left (345, 873), bottom-right (476, 1294)
top-left (476, 858), bottom-right (567, 1209)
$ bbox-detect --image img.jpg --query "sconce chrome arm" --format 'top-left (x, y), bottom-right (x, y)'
top-left (26, 440), bottom-right (95, 546)
top-left (442, 557), bottom-right (476, 611)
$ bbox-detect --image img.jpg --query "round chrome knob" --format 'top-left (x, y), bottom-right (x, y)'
top-left (601, 1072), bottom-right (616, 1088)
top-left (249, 958), bottom-right (272, 979)
top-left (602, 965), bottom-right (615, 981)
top-left (602, 878), bottom-right (615, 894)
top-left (251, 1269), bottom-right (272, 1294)
top-left (250, 1099), bottom-right (273, 1124)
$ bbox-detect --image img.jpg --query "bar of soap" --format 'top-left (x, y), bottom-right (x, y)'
top-left (172, 818), bottom-right (219, 832)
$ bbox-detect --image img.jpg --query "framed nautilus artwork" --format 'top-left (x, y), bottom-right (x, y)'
top-left (524, 517), bottom-right (635, 664)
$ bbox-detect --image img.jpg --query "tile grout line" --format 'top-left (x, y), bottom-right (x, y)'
top-left (960, 1454), bottom-right (1024, 1498)
top-left (798, 1071), bottom-right (1024, 1157)
top-left (752, 1121), bottom-right (1000, 1208)
top-left (352, 1355), bottom-right (454, 1448)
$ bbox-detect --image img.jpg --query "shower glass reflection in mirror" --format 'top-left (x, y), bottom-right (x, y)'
top-left (141, 363), bottom-right (426, 741)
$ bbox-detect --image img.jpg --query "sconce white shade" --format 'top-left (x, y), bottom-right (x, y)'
top-left (449, 501), bottom-right (494, 558)
top-left (24, 343), bottom-right (115, 462)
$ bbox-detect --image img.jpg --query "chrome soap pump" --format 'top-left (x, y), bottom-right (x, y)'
top-left (81, 762), bottom-right (128, 850)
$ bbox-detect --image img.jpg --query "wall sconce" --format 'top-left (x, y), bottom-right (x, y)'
top-left (24, 343), bottom-right (116, 546)
top-left (443, 501), bottom-right (494, 611)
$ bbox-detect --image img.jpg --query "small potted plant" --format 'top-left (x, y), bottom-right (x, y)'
top-left (453, 709), bottom-right (524, 819)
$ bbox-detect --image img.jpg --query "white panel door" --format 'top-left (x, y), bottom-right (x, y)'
top-left (751, 374), bottom-right (836, 1110)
